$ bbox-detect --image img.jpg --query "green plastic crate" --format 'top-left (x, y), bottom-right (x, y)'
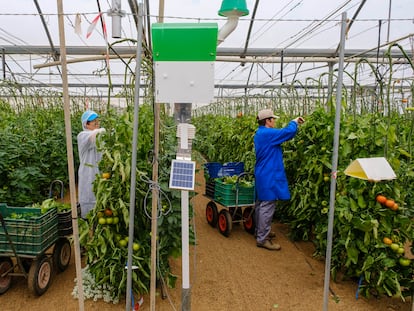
top-left (214, 180), bottom-right (255, 206)
top-left (0, 203), bottom-right (58, 256)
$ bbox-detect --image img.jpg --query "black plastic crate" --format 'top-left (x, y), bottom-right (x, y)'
top-left (205, 180), bottom-right (215, 198)
top-left (57, 210), bottom-right (73, 236)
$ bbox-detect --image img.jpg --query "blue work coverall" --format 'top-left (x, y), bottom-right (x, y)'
top-left (254, 120), bottom-right (298, 243)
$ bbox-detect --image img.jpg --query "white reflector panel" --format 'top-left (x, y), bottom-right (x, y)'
top-left (344, 157), bottom-right (396, 181)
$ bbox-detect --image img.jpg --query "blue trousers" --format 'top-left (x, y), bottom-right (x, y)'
top-left (255, 200), bottom-right (276, 244)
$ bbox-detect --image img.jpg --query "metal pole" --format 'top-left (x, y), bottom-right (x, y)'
top-left (327, 62), bottom-right (334, 111)
top-left (1, 48), bottom-right (5, 79)
top-left (181, 190), bottom-right (191, 311)
top-left (125, 3), bottom-right (143, 311)
top-left (149, 93), bottom-right (160, 310)
top-left (56, 1), bottom-right (84, 310)
top-left (387, 0), bottom-right (392, 43)
top-left (322, 12), bottom-right (347, 311)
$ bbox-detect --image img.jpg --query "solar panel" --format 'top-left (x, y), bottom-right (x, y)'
top-left (169, 160), bottom-right (196, 191)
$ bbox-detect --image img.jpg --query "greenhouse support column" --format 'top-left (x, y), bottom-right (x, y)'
top-left (1, 48), bottom-right (5, 79)
top-left (149, 92), bottom-right (160, 311)
top-left (327, 62), bottom-right (334, 111)
top-left (56, 1), bottom-right (84, 310)
top-left (322, 12), bottom-right (347, 311)
top-left (125, 3), bottom-right (143, 311)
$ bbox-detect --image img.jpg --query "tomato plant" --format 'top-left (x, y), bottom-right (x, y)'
top-left (78, 104), bottom-right (194, 302)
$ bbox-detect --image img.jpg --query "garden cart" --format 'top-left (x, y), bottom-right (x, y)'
top-left (204, 172), bottom-right (256, 237)
top-left (0, 202), bottom-right (71, 296)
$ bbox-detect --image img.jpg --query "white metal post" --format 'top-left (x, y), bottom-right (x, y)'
top-left (181, 190), bottom-right (191, 311)
top-left (126, 3), bottom-right (143, 311)
top-left (322, 11), bottom-right (347, 311)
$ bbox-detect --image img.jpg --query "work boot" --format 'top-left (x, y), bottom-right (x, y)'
top-left (256, 239), bottom-right (281, 251)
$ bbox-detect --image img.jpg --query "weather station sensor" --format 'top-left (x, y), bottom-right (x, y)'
top-left (152, 23), bottom-right (218, 103)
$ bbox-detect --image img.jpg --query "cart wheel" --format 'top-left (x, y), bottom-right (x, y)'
top-left (218, 209), bottom-right (232, 237)
top-left (206, 201), bottom-right (218, 227)
top-left (242, 207), bottom-right (255, 234)
top-left (28, 254), bottom-right (52, 296)
top-left (0, 257), bottom-right (13, 294)
top-left (53, 237), bottom-right (71, 272)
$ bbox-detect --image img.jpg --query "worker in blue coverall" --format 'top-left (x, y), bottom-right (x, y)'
top-left (254, 109), bottom-right (304, 250)
top-left (77, 110), bottom-right (105, 219)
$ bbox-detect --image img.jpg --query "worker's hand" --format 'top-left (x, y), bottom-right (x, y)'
top-left (293, 117), bottom-right (305, 124)
top-left (97, 128), bottom-right (106, 134)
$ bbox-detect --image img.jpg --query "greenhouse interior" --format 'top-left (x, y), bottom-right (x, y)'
top-left (0, 1), bottom-right (413, 311)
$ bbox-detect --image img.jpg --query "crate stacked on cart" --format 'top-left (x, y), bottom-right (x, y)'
top-left (214, 178), bottom-right (255, 206)
top-left (57, 210), bottom-right (73, 236)
top-left (203, 162), bottom-right (245, 198)
top-left (0, 203), bottom-right (59, 256)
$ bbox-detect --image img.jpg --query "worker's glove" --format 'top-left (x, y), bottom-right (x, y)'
top-left (293, 117), bottom-right (305, 124)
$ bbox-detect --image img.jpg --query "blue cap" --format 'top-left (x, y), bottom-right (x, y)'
top-left (81, 110), bottom-right (98, 126)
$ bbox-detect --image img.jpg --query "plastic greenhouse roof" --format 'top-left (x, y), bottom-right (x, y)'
top-left (0, 0), bottom-right (413, 99)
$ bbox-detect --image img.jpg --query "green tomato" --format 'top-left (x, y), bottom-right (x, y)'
top-left (399, 257), bottom-right (411, 267)
top-left (390, 243), bottom-right (400, 252)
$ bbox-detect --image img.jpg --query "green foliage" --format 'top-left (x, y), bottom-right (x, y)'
top-left (0, 102), bottom-right (82, 205)
top-left (193, 114), bottom-right (257, 171)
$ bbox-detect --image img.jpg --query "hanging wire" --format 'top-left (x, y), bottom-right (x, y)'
top-left (140, 173), bottom-right (173, 220)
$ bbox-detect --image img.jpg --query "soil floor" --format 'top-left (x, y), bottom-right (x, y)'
top-left (0, 165), bottom-right (412, 311)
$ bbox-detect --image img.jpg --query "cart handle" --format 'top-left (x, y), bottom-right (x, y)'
top-left (236, 172), bottom-right (254, 184)
top-left (0, 212), bottom-right (28, 278)
top-left (49, 179), bottom-right (64, 199)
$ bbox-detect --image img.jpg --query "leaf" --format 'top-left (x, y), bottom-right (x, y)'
top-left (357, 195), bottom-right (366, 209)
top-left (349, 197), bottom-right (359, 212)
top-left (346, 245), bottom-right (359, 265)
top-left (398, 148), bottom-right (411, 158)
top-left (347, 132), bottom-right (359, 140)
